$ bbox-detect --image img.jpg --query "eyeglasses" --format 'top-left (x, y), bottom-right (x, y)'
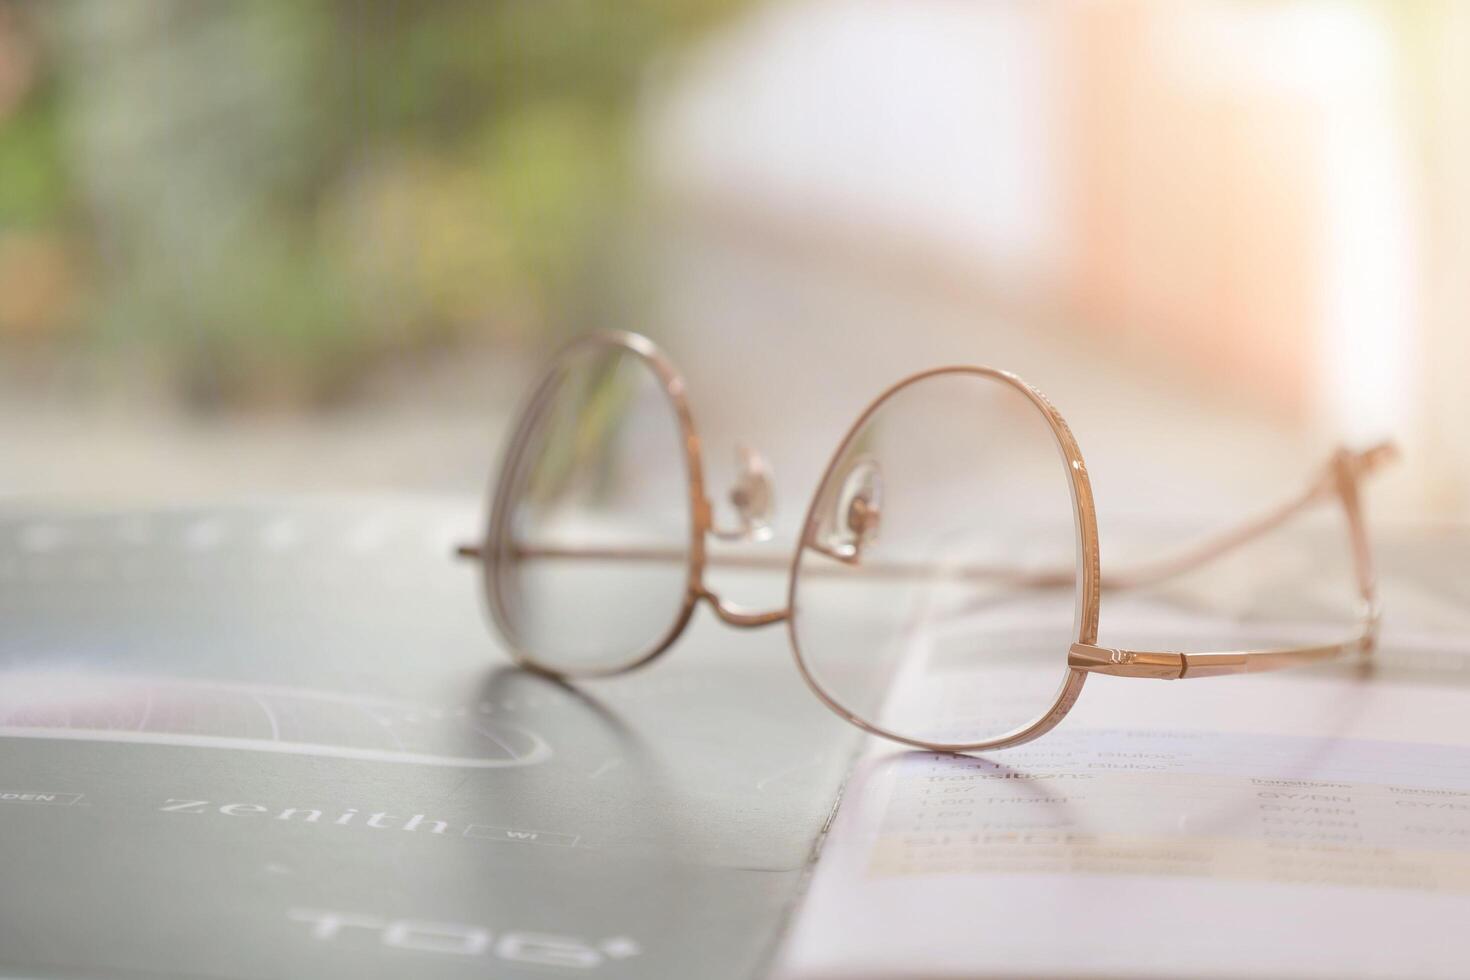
top-left (457, 331), bottom-right (1396, 753)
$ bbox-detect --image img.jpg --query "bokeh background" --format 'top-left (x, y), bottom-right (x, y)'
top-left (1, 0), bottom-right (1466, 533)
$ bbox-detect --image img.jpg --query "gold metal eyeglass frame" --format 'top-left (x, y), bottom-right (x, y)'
top-left (458, 330), bottom-right (1397, 753)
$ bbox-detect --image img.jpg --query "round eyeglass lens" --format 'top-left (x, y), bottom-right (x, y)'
top-left (790, 370), bottom-right (1085, 748)
top-left (487, 340), bottom-right (692, 674)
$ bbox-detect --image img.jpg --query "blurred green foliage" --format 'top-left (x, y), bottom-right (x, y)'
top-left (0, 0), bottom-right (743, 408)
top-left (0, 86), bottom-right (64, 227)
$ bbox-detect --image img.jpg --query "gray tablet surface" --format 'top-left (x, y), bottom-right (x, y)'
top-left (0, 503), bottom-right (860, 980)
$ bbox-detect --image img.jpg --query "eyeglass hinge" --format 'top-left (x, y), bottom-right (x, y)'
top-left (1068, 643), bottom-right (1185, 680)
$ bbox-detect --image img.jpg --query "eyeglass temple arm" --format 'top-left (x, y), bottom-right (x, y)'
top-left (1067, 637), bottom-right (1365, 680)
top-left (1070, 441), bottom-right (1396, 680)
top-left (1091, 441), bottom-right (1396, 593)
top-left (457, 442), bottom-right (1396, 590)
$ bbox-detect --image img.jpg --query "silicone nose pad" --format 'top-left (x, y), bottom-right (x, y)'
top-left (817, 457), bottom-right (882, 562)
top-left (728, 445), bottom-right (775, 540)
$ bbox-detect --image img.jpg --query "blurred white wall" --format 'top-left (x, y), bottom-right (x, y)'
top-left (641, 0), bottom-right (1460, 524)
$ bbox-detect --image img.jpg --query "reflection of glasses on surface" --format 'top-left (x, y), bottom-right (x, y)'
top-left (457, 331), bottom-right (1397, 753)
